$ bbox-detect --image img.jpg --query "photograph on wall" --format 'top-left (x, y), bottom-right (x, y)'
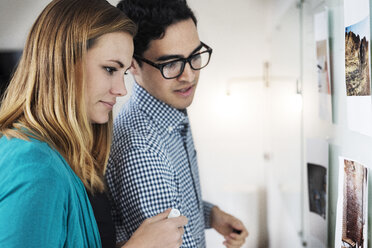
top-left (335, 157), bottom-right (368, 248)
top-left (307, 163), bottom-right (326, 218)
top-left (305, 139), bottom-right (328, 248)
top-left (314, 10), bottom-right (332, 122)
top-left (345, 17), bottom-right (370, 96)
top-left (344, 0), bottom-right (372, 136)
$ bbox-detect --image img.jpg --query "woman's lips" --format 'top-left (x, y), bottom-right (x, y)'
top-left (101, 101), bottom-right (115, 109)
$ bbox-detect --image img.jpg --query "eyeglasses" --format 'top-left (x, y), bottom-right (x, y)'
top-left (133, 42), bottom-right (213, 79)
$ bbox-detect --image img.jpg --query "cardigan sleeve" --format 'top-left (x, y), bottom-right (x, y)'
top-left (0, 147), bottom-right (68, 247)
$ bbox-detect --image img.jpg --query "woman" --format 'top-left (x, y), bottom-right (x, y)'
top-left (0, 0), bottom-right (187, 247)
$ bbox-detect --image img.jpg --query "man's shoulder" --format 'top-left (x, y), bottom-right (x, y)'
top-left (112, 102), bottom-right (170, 156)
top-left (115, 101), bottom-right (149, 129)
top-left (115, 102), bottom-right (148, 135)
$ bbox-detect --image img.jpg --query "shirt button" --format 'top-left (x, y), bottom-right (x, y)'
top-left (168, 126), bottom-right (174, 132)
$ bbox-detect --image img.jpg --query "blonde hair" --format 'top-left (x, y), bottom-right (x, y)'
top-left (0, 0), bottom-right (136, 193)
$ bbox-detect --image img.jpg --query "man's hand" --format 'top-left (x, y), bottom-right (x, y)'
top-left (210, 206), bottom-right (248, 248)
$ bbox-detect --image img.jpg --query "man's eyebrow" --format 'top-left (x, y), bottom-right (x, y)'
top-left (156, 54), bottom-right (182, 62)
top-left (107, 60), bottom-right (124, 68)
top-left (189, 43), bottom-right (203, 55)
top-left (155, 43), bottom-right (203, 62)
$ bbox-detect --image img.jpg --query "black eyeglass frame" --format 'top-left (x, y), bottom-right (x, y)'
top-left (133, 42), bottom-right (213, 79)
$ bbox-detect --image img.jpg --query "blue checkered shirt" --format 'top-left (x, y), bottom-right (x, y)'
top-left (105, 83), bottom-right (214, 247)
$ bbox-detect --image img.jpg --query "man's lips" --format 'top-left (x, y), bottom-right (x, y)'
top-left (174, 85), bottom-right (194, 96)
top-left (176, 87), bottom-right (191, 93)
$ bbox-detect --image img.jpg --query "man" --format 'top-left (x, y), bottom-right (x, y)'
top-left (105, 0), bottom-right (248, 247)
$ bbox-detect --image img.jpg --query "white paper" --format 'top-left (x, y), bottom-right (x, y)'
top-left (305, 139), bottom-right (328, 247)
top-left (335, 157), bottom-right (368, 248)
top-left (314, 10), bottom-right (332, 122)
top-left (344, 0), bottom-right (370, 28)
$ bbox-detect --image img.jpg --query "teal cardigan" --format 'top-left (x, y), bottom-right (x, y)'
top-left (0, 136), bottom-right (101, 247)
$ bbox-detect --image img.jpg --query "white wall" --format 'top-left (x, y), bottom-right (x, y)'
top-left (0, 0), bottom-right (51, 49)
top-left (186, 1), bottom-right (271, 247)
top-left (0, 0), bottom-right (305, 247)
top-left (0, 0), bottom-right (120, 49)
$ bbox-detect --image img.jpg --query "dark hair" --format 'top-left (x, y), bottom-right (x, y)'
top-left (117, 0), bottom-right (197, 60)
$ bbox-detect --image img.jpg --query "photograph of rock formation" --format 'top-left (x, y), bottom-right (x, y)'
top-left (345, 17), bottom-right (370, 96)
top-left (341, 159), bottom-right (368, 248)
top-left (307, 163), bottom-right (327, 219)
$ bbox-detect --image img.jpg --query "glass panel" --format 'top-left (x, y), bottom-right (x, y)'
top-left (267, 1), bottom-right (303, 245)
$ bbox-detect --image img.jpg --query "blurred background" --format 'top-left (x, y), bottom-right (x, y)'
top-left (1, 0), bottom-right (368, 247)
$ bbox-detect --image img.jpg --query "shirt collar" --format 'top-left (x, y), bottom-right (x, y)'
top-left (132, 82), bottom-right (189, 133)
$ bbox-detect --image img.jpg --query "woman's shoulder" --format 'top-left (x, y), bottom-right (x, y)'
top-left (1, 135), bottom-right (53, 155)
top-left (0, 136), bottom-right (71, 192)
top-left (0, 137), bottom-right (100, 248)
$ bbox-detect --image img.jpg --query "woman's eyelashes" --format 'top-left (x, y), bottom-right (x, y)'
top-left (103, 65), bottom-right (130, 76)
top-left (103, 66), bottom-right (117, 75)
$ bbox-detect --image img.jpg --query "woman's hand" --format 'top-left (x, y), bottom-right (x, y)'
top-left (122, 208), bottom-right (188, 248)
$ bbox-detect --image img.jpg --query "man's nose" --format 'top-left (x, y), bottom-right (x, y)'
top-left (178, 62), bottom-right (196, 82)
